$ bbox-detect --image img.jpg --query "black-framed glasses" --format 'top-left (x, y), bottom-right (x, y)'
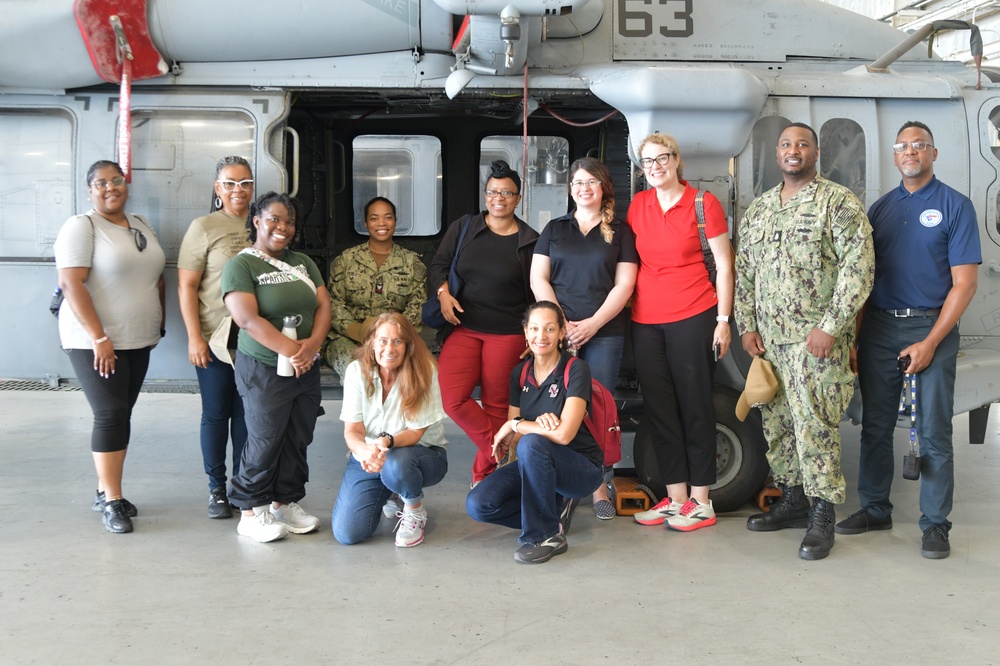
top-left (217, 179), bottom-right (255, 191)
top-left (891, 141), bottom-right (933, 154)
top-left (130, 228), bottom-right (147, 252)
top-left (91, 176), bottom-right (127, 189)
top-left (639, 153), bottom-right (675, 169)
top-left (485, 189), bottom-right (519, 199)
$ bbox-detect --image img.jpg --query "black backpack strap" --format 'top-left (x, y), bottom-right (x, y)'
top-left (694, 190), bottom-right (717, 281)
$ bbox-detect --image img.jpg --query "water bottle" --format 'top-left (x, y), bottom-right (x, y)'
top-left (276, 314), bottom-right (303, 377)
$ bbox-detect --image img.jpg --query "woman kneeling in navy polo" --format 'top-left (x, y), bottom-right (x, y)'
top-left (466, 301), bottom-right (603, 563)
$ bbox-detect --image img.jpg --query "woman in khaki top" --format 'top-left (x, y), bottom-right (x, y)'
top-left (178, 156), bottom-right (253, 519)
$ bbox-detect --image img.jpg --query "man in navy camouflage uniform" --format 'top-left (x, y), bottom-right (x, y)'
top-left (735, 123), bottom-right (874, 560)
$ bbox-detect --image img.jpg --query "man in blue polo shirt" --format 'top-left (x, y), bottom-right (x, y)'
top-left (836, 121), bottom-right (981, 559)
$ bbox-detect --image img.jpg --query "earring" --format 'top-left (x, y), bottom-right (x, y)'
top-left (215, 196), bottom-right (222, 210)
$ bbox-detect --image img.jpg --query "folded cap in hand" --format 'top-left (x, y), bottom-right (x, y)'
top-left (735, 356), bottom-right (778, 421)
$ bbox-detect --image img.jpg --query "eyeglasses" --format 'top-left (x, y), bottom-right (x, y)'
top-left (892, 141), bottom-right (933, 153)
top-left (485, 190), bottom-right (519, 199)
top-left (639, 153), bottom-right (675, 169)
top-left (130, 228), bottom-right (147, 252)
top-left (571, 179), bottom-right (602, 189)
top-left (217, 179), bottom-right (255, 191)
top-left (91, 176), bottom-right (127, 189)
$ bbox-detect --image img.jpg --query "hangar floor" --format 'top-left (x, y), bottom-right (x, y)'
top-left (2, 389), bottom-right (999, 664)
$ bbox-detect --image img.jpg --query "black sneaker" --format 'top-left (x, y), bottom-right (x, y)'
top-left (103, 499), bottom-right (134, 534)
top-left (207, 488), bottom-right (232, 519)
top-left (559, 497), bottom-right (580, 536)
top-left (514, 533), bottom-right (568, 564)
top-left (92, 490), bottom-right (137, 517)
top-left (921, 524), bottom-right (950, 559)
top-left (834, 508), bottom-right (892, 535)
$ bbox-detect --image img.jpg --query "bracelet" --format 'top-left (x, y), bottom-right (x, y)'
top-left (94, 336), bottom-right (109, 345)
top-left (437, 286), bottom-right (447, 296)
top-left (716, 315), bottom-right (730, 323)
top-left (377, 431), bottom-right (395, 449)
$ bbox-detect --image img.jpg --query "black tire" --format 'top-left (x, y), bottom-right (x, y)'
top-left (633, 385), bottom-right (769, 513)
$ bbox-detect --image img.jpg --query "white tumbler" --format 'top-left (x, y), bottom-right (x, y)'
top-left (276, 314), bottom-right (303, 377)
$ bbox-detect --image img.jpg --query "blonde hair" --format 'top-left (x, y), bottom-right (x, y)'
top-left (569, 156), bottom-right (616, 244)
top-left (357, 313), bottom-right (436, 420)
top-left (637, 133), bottom-right (685, 181)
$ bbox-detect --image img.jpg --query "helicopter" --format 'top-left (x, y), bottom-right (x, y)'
top-left (1, 0), bottom-right (997, 510)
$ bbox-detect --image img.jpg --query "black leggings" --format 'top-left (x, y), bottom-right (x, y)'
top-left (67, 347), bottom-right (151, 453)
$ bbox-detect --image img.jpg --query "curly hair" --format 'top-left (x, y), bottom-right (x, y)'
top-left (357, 313), bottom-right (437, 420)
top-left (487, 159), bottom-right (521, 194)
top-left (246, 191), bottom-right (302, 243)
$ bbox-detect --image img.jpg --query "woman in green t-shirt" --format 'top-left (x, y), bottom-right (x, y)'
top-left (221, 192), bottom-right (331, 544)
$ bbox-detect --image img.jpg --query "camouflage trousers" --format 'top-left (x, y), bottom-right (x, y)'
top-left (324, 333), bottom-right (360, 381)
top-left (760, 337), bottom-right (855, 503)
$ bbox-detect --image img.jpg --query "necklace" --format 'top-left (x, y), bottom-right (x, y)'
top-left (533, 358), bottom-right (556, 384)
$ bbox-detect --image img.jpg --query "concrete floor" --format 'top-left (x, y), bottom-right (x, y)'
top-left (2, 389), bottom-right (999, 665)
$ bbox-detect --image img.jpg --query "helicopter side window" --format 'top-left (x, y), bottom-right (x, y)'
top-left (352, 135), bottom-right (442, 237)
top-left (820, 118), bottom-right (866, 203)
top-left (750, 115), bottom-right (790, 196)
top-left (481, 135), bottom-right (569, 232)
top-left (0, 107), bottom-right (74, 256)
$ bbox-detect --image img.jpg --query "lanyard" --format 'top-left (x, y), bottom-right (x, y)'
top-left (898, 373), bottom-right (917, 457)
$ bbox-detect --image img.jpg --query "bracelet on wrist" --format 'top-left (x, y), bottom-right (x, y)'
top-left (437, 286), bottom-right (447, 296)
top-left (716, 315), bottom-right (730, 323)
top-left (94, 336), bottom-right (109, 345)
top-left (377, 431), bottom-right (395, 449)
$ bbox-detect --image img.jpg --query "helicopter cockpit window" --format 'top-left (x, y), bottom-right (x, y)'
top-left (481, 135), bottom-right (569, 232)
top-left (128, 109), bottom-right (256, 259)
top-left (0, 107), bottom-right (74, 257)
top-left (820, 119), bottom-right (866, 202)
top-left (750, 116), bottom-right (790, 196)
top-left (988, 106), bottom-right (1000, 233)
top-left (352, 135), bottom-right (442, 236)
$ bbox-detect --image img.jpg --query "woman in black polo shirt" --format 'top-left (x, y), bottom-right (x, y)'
top-left (466, 301), bottom-right (603, 564)
top-left (530, 157), bottom-right (637, 518)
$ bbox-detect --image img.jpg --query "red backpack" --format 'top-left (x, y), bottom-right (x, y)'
top-left (518, 356), bottom-right (622, 466)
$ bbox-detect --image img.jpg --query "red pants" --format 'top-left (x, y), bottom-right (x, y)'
top-left (438, 327), bottom-right (525, 482)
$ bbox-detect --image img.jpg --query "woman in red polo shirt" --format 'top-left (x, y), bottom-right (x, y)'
top-left (628, 133), bottom-right (734, 533)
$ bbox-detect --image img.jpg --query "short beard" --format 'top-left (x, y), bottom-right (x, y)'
top-left (900, 164), bottom-right (922, 178)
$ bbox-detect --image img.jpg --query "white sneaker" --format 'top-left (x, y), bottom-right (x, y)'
top-left (271, 502), bottom-right (321, 534)
top-left (665, 498), bottom-right (717, 532)
top-left (382, 493), bottom-right (402, 518)
top-left (394, 505), bottom-right (428, 547)
top-left (633, 496), bottom-right (684, 526)
top-left (237, 506), bottom-right (288, 543)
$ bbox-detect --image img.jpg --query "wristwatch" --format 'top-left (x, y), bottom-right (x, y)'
top-left (511, 417), bottom-right (524, 433)
top-left (377, 431), bottom-right (395, 449)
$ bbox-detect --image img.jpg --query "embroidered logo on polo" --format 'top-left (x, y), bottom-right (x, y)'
top-left (549, 384), bottom-right (559, 398)
top-left (919, 209), bottom-right (943, 227)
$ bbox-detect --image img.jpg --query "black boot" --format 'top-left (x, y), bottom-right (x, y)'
top-left (746, 485), bottom-right (810, 532)
top-left (799, 499), bottom-right (835, 560)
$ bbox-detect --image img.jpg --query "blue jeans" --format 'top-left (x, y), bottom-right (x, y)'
top-left (857, 308), bottom-right (959, 531)
top-left (576, 334), bottom-right (624, 392)
top-left (331, 445), bottom-right (448, 545)
top-left (466, 434), bottom-right (602, 544)
top-left (195, 350), bottom-right (247, 491)
top-left (577, 334), bottom-right (624, 483)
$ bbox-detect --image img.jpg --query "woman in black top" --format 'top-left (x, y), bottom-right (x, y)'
top-left (428, 160), bottom-right (538, 486)
top-left (466, 301), bottom-right (603, 564)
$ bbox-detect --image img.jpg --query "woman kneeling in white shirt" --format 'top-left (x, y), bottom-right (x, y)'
top-left (333, 312), bottom-right (448, 547)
